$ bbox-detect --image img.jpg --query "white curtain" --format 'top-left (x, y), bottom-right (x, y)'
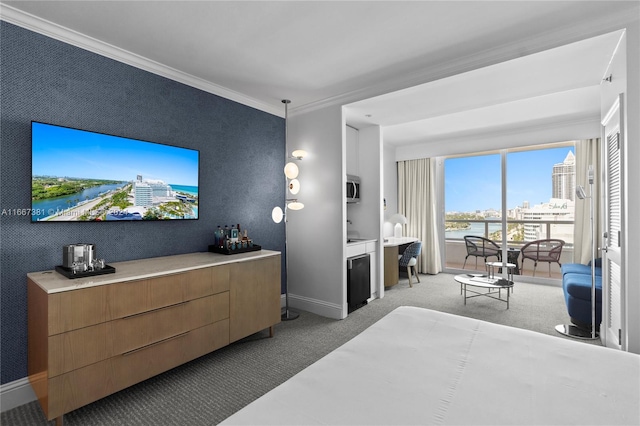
top-left (574, 138), bottom-right (601, 264)
top-left (397, 158), bottom-right (442, 274)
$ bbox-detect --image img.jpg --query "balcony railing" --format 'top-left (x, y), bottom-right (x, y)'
top-left (444, 219), bottom-right (575, 278)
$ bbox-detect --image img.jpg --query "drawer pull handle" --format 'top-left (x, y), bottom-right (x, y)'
top-left (122, 331), bottom-right (189, 356)
top-left (121, 301), bottom-right (187, 319)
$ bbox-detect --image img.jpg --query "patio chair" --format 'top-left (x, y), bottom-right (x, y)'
top-left (521, 239), bottom-right (565, 277)
top-left (462, 236), bottom-right (501, 270)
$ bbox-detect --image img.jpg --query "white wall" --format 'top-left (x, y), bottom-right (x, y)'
top-left (350, 125), bottom-right (384, 296)
top-left (620, 21), bottom-right (639, 354)
top-left (593, 19), bottom-right (640, 354)
top-left (383, 142), bottom-right (398, 237)
top-left (287, 104), bottom-right (346, 319)
top-left (347, 125), bottom-right (382, 240)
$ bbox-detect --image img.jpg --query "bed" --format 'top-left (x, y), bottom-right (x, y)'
top-left (221, 306), bottom-right (639, 425)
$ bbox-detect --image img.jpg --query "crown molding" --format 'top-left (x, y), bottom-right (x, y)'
top-left (0, 4), bottom-right (283, 117)
top-left (292, 6), bottom-right (637, 117)
top-left (1, 3), bottom-right (636, 119)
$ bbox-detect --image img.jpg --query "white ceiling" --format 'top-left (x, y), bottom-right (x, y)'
top-left (346, 30), bottom-right (622, 145)
top-left (1, 1), bottom-right (635, 146)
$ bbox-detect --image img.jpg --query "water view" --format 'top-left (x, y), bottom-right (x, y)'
top-left (445, 221), bottom-right (503, 240)
top-left (32, 182), bottom-right (125, 221)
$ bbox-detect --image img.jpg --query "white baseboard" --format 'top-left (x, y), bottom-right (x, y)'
top-left (1, 377), bottom-right (36, 413)
top-left (287, 293), bottom-right (344, 320)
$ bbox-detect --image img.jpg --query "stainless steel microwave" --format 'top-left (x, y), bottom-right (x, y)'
top-left (346, 175), bottom-right (360, 203)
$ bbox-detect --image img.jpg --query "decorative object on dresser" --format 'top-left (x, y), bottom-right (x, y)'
top-left (271, 99), bottom-right (307, 321)
top-left (27, 251), bottom-right (281, 426)
top-left (209, 223), bottom-right (261, 254)
top-left (56, 243), bottom-right (113, 278)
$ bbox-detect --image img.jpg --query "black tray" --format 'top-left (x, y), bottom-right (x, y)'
top-left (208, 244), bottom-right (261, 255)
top-left (55, 264), bottom-right (116, 279)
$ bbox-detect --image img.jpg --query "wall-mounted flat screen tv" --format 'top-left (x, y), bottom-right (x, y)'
top-left (31, 121), bottom-right (199, 222)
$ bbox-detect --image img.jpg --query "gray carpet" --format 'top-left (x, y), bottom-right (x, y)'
top-left (1, 273), bottom-right (598, 425)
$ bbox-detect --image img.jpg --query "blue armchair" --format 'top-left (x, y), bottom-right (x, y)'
top-left (561, 259), bottom-right (602, 331)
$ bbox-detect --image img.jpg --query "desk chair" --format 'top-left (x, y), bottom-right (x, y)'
top-left (398, 241), bottom-right (422, 287)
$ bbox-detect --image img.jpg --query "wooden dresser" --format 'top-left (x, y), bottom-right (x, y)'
top-left (27, 251), bottom-right (281, 425)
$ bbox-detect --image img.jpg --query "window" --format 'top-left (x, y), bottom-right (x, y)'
top-left (444, 142), bottom-right (576, 276)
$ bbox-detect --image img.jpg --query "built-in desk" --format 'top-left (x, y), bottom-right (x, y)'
top-left (383, 237), bottom-right (419, 287)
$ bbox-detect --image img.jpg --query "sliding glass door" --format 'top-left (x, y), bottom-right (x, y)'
top-left (444, 143), bottom-right (576, 278)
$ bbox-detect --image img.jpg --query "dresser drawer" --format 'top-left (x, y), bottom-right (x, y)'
top-left (48, 285), bottom-right (107, 335)
top-left (106, 273), bottom-right (187, 319)
top-left (183, 265), bottom-right (230, 299)
top-left (48, 293), bottom-right (229, 377)
top-left (47, 322), bottom-right (228, 419)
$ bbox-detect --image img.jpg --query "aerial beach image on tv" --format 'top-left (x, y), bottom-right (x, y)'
top-left (31, 122), bottom-right (199, 222)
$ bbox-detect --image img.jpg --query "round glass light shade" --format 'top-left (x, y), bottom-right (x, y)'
top-left (291, 149), bottom-right (307, 159)
top-left (284, 162), bottom-right (299, 179)
top-left (390, 213), bottom-right (408, 225)
top-left (271, 206), bottom-right (284, 223)
top-left (287, 201), bottom-right (304, 211)
top-left (288, 179), bottom-right (300, 195)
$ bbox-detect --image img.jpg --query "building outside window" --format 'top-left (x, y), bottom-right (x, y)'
top-left (444, 142), bottom-right (576, 274)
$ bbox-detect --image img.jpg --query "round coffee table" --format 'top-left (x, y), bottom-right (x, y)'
top-left (454, 274), bottom-right (514, 309)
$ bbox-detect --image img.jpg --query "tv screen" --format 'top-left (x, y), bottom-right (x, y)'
top-left (31, 122), bottom-right (199, 222)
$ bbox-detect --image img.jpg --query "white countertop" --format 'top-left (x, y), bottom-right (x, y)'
top-left (346, 238), bottom-right (377, 246)
top-left (383, 236), bottom-right (418, 247)
top-left (27, 250), bottom-right (281, 294)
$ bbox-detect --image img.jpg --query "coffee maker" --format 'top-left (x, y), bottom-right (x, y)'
top-left (62, 243), bottom-right (102, 273)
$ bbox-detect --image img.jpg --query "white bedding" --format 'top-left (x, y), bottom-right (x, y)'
top-left (221, 306), bottom-right (640, 425)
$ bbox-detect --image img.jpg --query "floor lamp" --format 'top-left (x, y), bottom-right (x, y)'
top-left (271, 99), bottom-right (305, 321)
top-left (556, 166), bottom-right (599, 340)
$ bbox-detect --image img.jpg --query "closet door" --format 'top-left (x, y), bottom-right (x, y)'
top-left (601, 94), bottom-right (625, 350)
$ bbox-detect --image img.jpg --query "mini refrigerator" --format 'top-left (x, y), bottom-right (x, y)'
top-left (347, 253), bottom-right (370, 313)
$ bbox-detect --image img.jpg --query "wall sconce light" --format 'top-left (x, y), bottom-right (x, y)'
top-left (284, 162), bottom-right (299, 179)
top-left (288, 179), bottom-right (300, 195)
top-left (287, 200), bottom-right (304, 210)
top-left (291, 149), bottom-right (307, 159)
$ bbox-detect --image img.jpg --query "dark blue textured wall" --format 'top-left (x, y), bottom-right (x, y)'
top-left (0, 22), bottom-right (286, 384)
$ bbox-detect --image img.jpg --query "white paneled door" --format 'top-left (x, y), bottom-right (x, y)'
top-left (601, 94), bottom-right (625, 350)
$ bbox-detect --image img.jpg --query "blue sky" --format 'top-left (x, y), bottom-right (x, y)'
top-left (445, 146), bottom-right (574, 212)
top-left (32, 122), bottom-right (199, 186)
